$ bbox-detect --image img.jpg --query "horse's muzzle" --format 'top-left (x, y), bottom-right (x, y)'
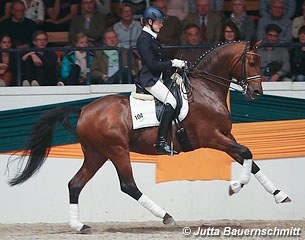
top-left (247, 85), bottom-right (263, 100)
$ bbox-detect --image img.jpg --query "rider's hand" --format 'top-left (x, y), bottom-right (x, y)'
top-left (171, 59), bottom-right (187, 69)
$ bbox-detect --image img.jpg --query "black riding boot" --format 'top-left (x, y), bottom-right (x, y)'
top-left (155, 103), bottom-right (178, 155)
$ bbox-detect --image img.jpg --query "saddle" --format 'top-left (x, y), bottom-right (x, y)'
top-left (134, 73), bottom-right (193, 152)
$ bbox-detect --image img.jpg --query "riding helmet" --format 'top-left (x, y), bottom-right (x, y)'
top-left (142, 6), bottom-right (166, 21)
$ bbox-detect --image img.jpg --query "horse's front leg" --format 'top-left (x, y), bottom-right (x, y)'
top-left (210, 132), bottom-right (291, 203)
top-left (227, 140), bottom-right (292, 204)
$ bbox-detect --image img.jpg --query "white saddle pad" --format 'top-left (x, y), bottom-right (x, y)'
top-left (130, 81), bottom-right (189, 130)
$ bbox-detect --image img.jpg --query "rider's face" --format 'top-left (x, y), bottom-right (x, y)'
top-left (151, 19), bottom-right (164, 33)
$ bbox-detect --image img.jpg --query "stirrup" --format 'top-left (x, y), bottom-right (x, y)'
top-left (155, 141), bottom-right (178, 155)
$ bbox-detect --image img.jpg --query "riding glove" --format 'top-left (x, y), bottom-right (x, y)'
top-left (171, 59), bottom-right (187, 68)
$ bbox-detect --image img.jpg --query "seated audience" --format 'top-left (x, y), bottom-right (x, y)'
top-left (91, 28), bottom-right (137, 84)
top-left (260, 0), bottom-right (296, 19)
top-left (113, 3), bottom-right (142, 49)
top-left (0, 0), bottom-right (37, 48)
top-left (0, 34), bottom-right (17, 86)
top-left (183, 0), bottom-right (223, 44)
top-left (220, 21), bottom-right (240, 42)
top-left (292, 1), bottom-right (305, 40)
top-left (69, 0), bottom-right (105, 44)
top-left (153, 0), bottom-right (182, 58)
top-left (0, 1), bottom-right (12, 22)
top-left (167, 0), bottom-right (189, 21)
top-left (290, 25), bottom-right (305, 81)
top-left (174, 23), bottom-right (204, 66)
top-left (120, 0), bottom-right (149, 20)
top-left (42, 0), bottom-right (79, 32)
top-left (21, 0), bottom-right (45, 25)
top-left (226, 0), bottom-right (256, 42)
top-left (21, 30), bottom-right (58, 86)
top-left (60, 32), bottom-right (94, 85)
top-left (257, 0), bottom-right (292, 43)
top-left (258, 24), bottom-right (291, 82)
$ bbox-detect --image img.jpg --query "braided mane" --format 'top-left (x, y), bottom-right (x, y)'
top-left (191, 41), bottom-right (244, 71)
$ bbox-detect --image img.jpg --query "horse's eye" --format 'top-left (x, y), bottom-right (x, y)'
top-left (249, 62), bottom-right (255, 67)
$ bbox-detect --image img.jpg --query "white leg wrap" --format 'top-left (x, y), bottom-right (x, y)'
top-left (69, 204), bottom-right (84, 231)
top-left (239, 159), bottom-right (252, 185)
top-left (274, 190), bottom-right (289, 204)
top-left (254, 170), bottom-right (276, 194)
top-left (230, 180), bottom-right (242, 193)
top-left (138, 194), bottom-right (166, 219)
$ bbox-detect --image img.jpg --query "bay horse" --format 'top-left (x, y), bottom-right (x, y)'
top-left (8, 41), bottom-right (291, 233)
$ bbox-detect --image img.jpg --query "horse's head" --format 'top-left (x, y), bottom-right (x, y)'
top-left (231, 41), bottom-right (263, 99)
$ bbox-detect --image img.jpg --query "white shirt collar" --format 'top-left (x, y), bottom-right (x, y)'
top-left (143, 26), bottom-right (157, 39)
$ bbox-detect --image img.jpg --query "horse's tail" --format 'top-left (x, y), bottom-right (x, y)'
top-left (8, 106), bottom-right (81, 186)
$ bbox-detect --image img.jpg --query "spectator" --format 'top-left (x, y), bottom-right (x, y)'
top-left (174, 23), bottom-right (203, 66)
top-left (69, 0), bottom-right (105, 44)
top-left (183, 0), bottom-right (223, 44)
top-left (258, 24), bottom-right (291, 82)
top-left (0, 1), bottom-right (12, 22)
top-left (257, 0), bottom-right (292, 43)
top-left (91, 28), bottom-right (135, 84)
top-left (42, 0), bottom-right (79, 32)
top-left (21, 0), bottom-right (45, 25)
top-left (60, 32), bottom-right (94, 85)
top-left (167, 0), bottom-right (189, 21)
top-left (220, 21), bottom-right (240, 42)
top-left (0, 33), bottom-right (16, 86)
top-left (113, 3), bottom-right (142, 49)
top-left (153, 0), bottom-right (182, 58)
top-left (260, 0), bottom-right (296, 19)
top-left (0, 0), bottom-right (37, 48)
top-left (120, 0), bottom-right (149, 20)
top-left (290, 25), bottom-right (305, 81)
top-left (189, 0), bottom-right (224, 14)
top-left (226, 0), bottom-right (256, 42)
top-left (292, 1), bottom-right (305, 40)
top-left (21, 30), bottom-right (58, 86)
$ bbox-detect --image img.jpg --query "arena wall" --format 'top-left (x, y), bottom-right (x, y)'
top-left (0, 83), bottom-right (305, 223)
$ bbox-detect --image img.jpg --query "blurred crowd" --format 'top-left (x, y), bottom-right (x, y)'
top-left (0, 0), bottom-right (304, 86)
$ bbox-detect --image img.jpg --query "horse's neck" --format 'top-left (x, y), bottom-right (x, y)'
top-left (191, 77), bottom-right (229, 104)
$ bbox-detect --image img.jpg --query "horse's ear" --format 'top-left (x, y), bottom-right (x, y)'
top-left (250, 40), bottom-right (263, 50)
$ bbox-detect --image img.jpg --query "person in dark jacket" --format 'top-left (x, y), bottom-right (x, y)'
top-left (136, 6), bottom-right (186, 155)
top-left (21, 30), bottom-right (58, 86)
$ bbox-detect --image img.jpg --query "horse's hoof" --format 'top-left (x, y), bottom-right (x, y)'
top-left (274, 190), bottom-right (292, 204)
top-left (229, 180), bottom-right (242, 196)
top-left (79, 225), bottom-right (92, 234)
top-left (281, 197), bottom-right (292, 203)
top-left (163, 213), bottom-right (176, 226)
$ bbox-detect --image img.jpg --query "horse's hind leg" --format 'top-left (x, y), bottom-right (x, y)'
top-left (68, 152), bottom-right (107, 233)
top-left (111, 151), bottom-right (176, 225)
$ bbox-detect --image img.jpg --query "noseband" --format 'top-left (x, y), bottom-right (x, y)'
top-left (232, 43), bottom-right (261, 94)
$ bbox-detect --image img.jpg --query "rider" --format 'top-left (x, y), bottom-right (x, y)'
top-left (136, 6), bottom-right (186, 155)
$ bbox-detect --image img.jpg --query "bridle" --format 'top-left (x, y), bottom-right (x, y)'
top-left (193, 42), bottom-right (261, 95)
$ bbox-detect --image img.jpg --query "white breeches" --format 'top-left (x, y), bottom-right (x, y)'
top-left (145, 80), bottom-right (177, 109)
